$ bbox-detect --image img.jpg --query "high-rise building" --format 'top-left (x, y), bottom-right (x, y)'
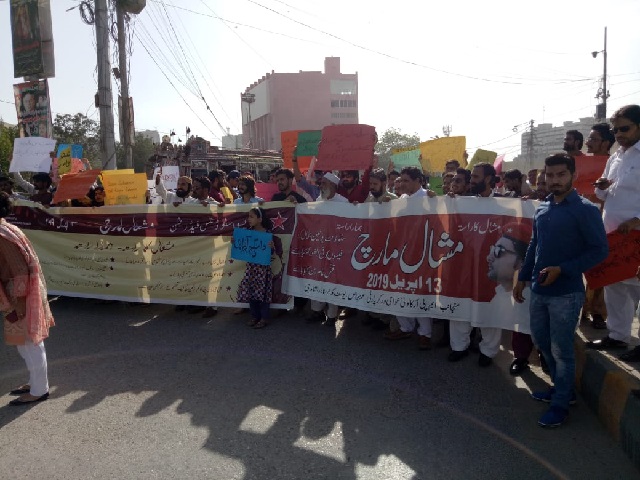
top-left (241, 57), bottom-right (358, 151)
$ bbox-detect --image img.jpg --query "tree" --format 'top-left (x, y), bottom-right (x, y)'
top-left (53, 113), bottom-right (100, 166)
top-left (115, 133), bottom-right (155, 173)
top-left (0, 121), bottom-right (19, 174)
top-left (375, 128), bottom-right (421, 170)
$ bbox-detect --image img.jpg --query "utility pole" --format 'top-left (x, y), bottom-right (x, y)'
top-left (526, 119), bottom-right (535, 172)
top-left (116, 2), bottom-right (133, 169)
top-left (241, 93), bottom-right (255, 148)
top-left (592, 26), bottom-right (608, 120)
top-left (95, 0), bottom-right (117, 169)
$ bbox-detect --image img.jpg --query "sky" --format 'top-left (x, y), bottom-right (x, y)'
top-left (1, 0), bottom-right (640, 161)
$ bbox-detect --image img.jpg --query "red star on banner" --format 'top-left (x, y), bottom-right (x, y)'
top-left (271, 211), bottom-right (287, 231)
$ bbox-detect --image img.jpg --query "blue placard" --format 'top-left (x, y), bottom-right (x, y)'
top-left (231, 228), bottom-right (273, 266)
top-left (56, 144), bottom-right (84, 159)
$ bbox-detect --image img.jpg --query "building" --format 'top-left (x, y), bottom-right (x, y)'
top-left (510, 116), bottom-right (598, 172)
top-left (241, 57), bottom-right (358, 151)
top-left (138, 129), bottom-right (161, 145)
top-left (221, 129), bottom-right (244, 149)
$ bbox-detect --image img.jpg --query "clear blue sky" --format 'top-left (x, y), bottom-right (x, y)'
top-left (1, 0), bottom-right (639, 160)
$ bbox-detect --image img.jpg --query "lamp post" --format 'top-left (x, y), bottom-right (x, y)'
top-left (241, 93), bottom-right (256, 148)
top-left (592, 27), bottom-right (608, 120)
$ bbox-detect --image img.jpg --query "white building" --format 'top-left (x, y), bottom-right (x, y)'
top-left (138, 129), bottom-right (161, 145)
top-left (510, 117), bottom-right (598, 172)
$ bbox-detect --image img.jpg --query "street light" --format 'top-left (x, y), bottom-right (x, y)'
top-left (592, 27), bottom-right (608, 120)
top-left (241, 93), bottom-right (256, 148)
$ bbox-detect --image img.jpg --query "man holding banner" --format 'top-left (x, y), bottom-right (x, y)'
top-left (515, 153), bottom-right (608, 428)
top-left (587, 105), bottom-right (640, 360)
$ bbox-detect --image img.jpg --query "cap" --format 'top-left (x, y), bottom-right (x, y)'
top-left (323, 172), bottom-right (340, 186)
top-left (228, 170), bottom-right (241, 179)
top-left (501, 222), bottom-right (532, 244)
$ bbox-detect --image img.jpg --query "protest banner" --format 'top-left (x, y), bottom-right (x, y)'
top-left (51, 169), bottom-right (101, 204)
top-left (283, 197), bottom-right (536, 333)
top-left (101, 172), bottom-right (148, 205)
top-left (10, 136), bottom-right (56, 172)
top-left (296, 131), bottom-right (322, 157)
top-left (391, 147), bottom-right (421, 168)
top-left (585, 231), bottom-right (640, 290)
top-left (419, 136), bottom-right (466, 173)
top-left (232, 228), bottom-right (273, 266)
top-left (153, 166), bottom-right (180, 191)
top-left (255, 182), bottom-right (280, 201)
top-left (574, 155), bottom-right (608, 197)
top-left (13, 80), bottom-right (53, 138)
top-left (469, 149), bottom-right (498, 168)
top-left (9, 202), bottom-right (294, 308)
top-left (315, 124), bottom-right (377, 171)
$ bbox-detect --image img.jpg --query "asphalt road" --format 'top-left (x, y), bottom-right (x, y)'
top-left (0, 297), bottom-right (638, 480)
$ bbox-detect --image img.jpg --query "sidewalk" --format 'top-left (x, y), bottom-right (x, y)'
top-left (575, 313), bottom-right (640, 469)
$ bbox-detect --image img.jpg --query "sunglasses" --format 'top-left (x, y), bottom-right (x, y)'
top-left (613, 125), bottom-right (634, 134)
top-left (489, 244), bottom-right (517, 259)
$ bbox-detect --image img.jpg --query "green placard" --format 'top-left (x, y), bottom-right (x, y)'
top-left (296, 130), bottom-right (322, 157)
top-left (429, 176), bottom-right (443, 195)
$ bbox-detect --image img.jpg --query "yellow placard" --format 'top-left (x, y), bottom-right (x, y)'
top-left (419, 136), bottom-right (466, 173)
top-left (57, 146), bottom-right (72, 174)
top-left (101, 172), bottom-right (148, 205)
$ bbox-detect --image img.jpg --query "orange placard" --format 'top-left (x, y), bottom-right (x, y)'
top-left (281, 130), bottom-right (313, 171)
top-left (52, 170), bottom-right (101, 204)
top-left (574, 156), bottom-right (608, 196)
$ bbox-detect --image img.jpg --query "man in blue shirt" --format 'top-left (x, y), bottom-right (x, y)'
top-left (514, 153), bottom-right (608, 428)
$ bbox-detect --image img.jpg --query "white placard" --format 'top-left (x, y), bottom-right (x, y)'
top-left (153, 166), bottom-right (180, 191)
top-left (10, 137), bottom-right (57, 173)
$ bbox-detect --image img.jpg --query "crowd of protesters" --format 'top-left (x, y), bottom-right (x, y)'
top-left (2, 105), bottom-right (640, 429)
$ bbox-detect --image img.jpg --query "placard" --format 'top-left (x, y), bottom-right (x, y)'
top-left (256, 182), bottom-right (280, 201)
top-left (51, 169), bottom-right (101, 204)
top-left (574, 155), bottom-right (609, 196)
top-left (153, 166), bottom-right (180, 191)
top-left (231, 228), bottom-right (273, 266)
top-left (391, 148), bottom-right (421, 167)
top-left (585, 231), bottom-right (640, 289)
top-left (296, 130), bottom-right (322, 157)
top-left (10, 137), bottom-right (56, 172)
top-left (315, 124), bottom-right (377, 171)
top-left (419, 136), bottom-right (466, 173)
top-left (101, 172), bottom-right (148, 205)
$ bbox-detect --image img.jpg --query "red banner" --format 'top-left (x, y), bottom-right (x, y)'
top-left (315, 124), bottom-right (377, 171)
top-left (283, 197), bottom-right (536, 332)
top-left (585, 231), bottom-right (640, 289)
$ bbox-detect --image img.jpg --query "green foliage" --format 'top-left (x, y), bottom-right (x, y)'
top-left (53, 113), bottom-right (100, 164)
top-left (375, 128), bottom-right (421, 170)
top-left (115, 133), bottom-right (155, 172)
top-left (0, 122), bottom-right (19, 174)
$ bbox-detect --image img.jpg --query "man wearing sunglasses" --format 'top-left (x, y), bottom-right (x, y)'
top-left (588, 105), bottom-right (640, 361)
top-left (514, 153), bottom-right (608, 428)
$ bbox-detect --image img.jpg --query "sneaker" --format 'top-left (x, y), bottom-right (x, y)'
top-left (384, 330), bottom-right (413, 340)
top-left (538, 406), bottom-right (568, 428)
top-left (530, 387), bottom-right (577, 406)
top-left (591, 314), bottom-right (607, 330)
top-left (418, 335), bottom-right (432, 350)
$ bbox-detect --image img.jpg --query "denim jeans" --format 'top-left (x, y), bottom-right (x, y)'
top-left (529, 291), bottom-right (585, 411)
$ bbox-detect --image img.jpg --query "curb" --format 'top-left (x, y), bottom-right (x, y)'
top-left (575, 338), bottom-right (640, 469)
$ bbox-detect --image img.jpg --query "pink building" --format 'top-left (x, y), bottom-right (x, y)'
top-left (241, 57), bottom-right (358, 151)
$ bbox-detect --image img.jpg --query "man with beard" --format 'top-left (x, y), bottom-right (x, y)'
top-left (587, 105), bottom-right (640, 361)
top-left (271, 168), bottom-right (307, 204)
top-left (337, 168), bottom-right (370, 203)
top-left (192, 176), bottom-right (224, 206)
top-left (306, 173), bottom-right (347, 326)
top-left (155, 174), bottom-right (198, 206)
top-left (470, 163), bottom-right (500, 198)
top-left (385, 166), bottom-right (434, 350)
top-left (514, 153), bottom-right (607, 427)
top-left (586, 123), bottom-right (615, 157)
top-left (206, 170), bottom-right (229, 204)
top-left (563, 130), bottom-right (585, 158)
top-left (233, 176), bottom-right (264, 204)
top-left (442, 172), bottom-right (455, 194)
top-left (364, 168), bottom-right (397, 203)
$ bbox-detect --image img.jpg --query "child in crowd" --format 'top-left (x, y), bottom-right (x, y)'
top-left (236, 207), bottom-right (280, 329)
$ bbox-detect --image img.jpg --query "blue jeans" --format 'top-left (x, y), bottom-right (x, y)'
top-left (529, 291), bottom-right (585, 411)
